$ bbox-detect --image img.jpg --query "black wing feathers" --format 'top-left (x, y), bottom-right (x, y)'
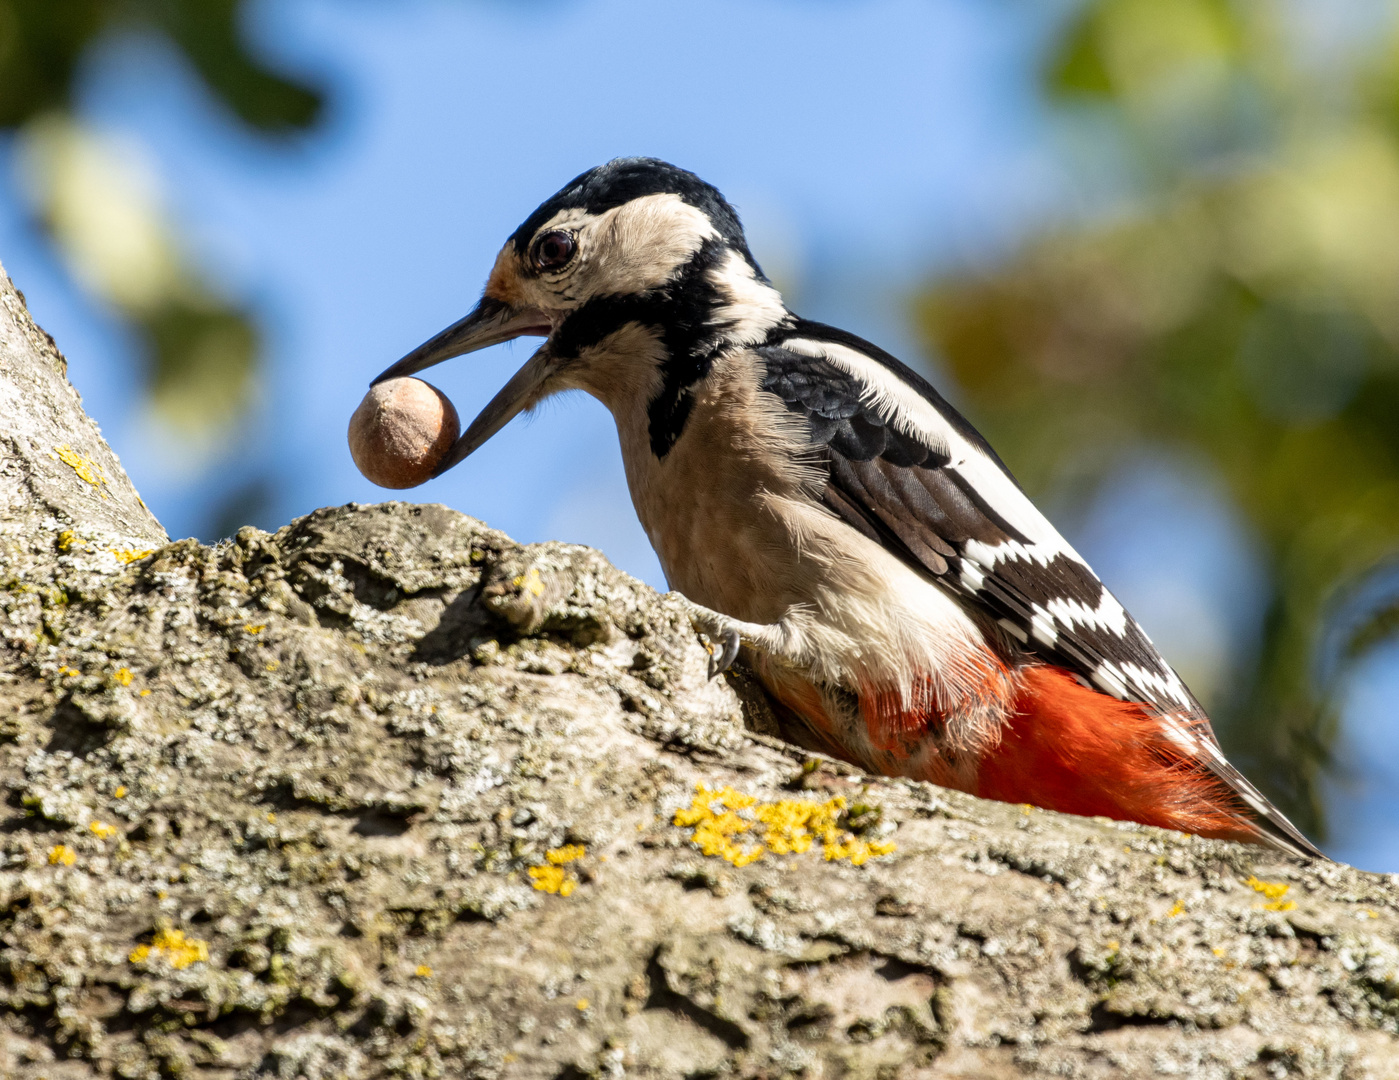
top-left (759, 336), bottom-right (1191, 706)
top-left (757, 332), bottom-right (1325, 859)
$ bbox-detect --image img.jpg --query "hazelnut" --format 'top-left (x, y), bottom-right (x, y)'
top-left (348, 377), bottom-right (460, 489)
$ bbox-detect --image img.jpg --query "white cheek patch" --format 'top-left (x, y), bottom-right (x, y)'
top-left (588, 194), bottom-right (719, 297)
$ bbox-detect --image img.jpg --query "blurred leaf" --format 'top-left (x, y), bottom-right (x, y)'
top-left (0, 1), bottom-right (106, 127)
top-left (157, 0), bottom-right (321, 132)
top-left (1048, 0), bottom-right (1245, 104)
top-left (1344, 592), bottom-right (1399, 665)
top-left (206, 474), bottom-right (276, 541)
top-left (1048, 9), bottom-right (1114, 98)
top-left (16, 115), bottom-right (259, 439)
top-left (0, 0), bottom-right (321, 133)
top-left (1, 1), bottom-right (321, 461)
top-left (145, 301), bottom-right (259, 435)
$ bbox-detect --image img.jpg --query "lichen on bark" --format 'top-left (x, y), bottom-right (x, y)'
top-left (2, 260), bottom-right (1399, 1080)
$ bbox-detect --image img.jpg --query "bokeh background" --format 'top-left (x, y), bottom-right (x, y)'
top-left (3, 0), bottom-right (1397, 870)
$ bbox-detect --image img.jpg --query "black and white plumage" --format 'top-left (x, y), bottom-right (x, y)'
top-left (374, 157), bottom-right (1323, 860)
top-left (757, 326), bottom-right (1192, 715)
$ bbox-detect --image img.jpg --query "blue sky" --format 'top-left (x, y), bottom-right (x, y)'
top-left (2, 0), bottom-right (1394, 870)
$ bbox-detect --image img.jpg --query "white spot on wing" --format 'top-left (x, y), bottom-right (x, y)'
top-left (1046, 594), bottom-right (1128, 636)
top-left (998, 618), bottom-right (1028, 644)
top-left (1030, 607), bottom-right (1058, 646)
top-left (781, 337), bottom-right (1086, 564)
top-left (1120, 661), bottom-right (1192, 709)
top-left (1092, 663), bottom-right (1130, 700)
top-left (1160, 717), bottom-right (1199, 755)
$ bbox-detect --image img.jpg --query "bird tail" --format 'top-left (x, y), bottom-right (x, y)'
top-left (974, 665), bottom-right (1277, 848)
top-left (756, 660), bottom-right (1322, 857)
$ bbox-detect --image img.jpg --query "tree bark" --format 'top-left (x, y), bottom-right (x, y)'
top-left (2, 261), bottom-right (1398, 1080)
top-left (1, 262), bottom-right (166, 560)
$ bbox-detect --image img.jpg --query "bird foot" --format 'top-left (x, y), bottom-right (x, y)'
top-left (670, 595), bottom-right (745, 679)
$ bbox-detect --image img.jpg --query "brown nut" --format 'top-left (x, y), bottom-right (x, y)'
top-left (348, 377), bottom-right (460, 489)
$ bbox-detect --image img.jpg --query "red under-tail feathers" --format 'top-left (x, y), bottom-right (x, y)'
top-left (852, 664), bottom-right (1258, 844)
top-left (756, 658), bottom-right (1261, 844)
top-left (975, 666), bottom-right (1256, 844)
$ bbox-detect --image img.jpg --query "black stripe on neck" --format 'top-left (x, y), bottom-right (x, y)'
top-left (552, 239), bottom-right (764, 459)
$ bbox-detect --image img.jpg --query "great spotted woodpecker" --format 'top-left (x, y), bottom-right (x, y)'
top-left (374, 157), bottom-right (1323, 860)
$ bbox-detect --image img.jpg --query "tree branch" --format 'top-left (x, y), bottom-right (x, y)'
top-left (2, 266), bottom-right (1397, 1079)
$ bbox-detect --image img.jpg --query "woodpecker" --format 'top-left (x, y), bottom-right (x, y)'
top-left (374, 157), bottom-right (1323, 859)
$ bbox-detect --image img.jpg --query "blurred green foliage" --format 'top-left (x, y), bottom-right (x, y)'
top-left (920, 0), bottom-right (1399, 836)
top-left (0, 0), bottom-right (320, 440)
top-left (0, 0), bottom-right (320, 130)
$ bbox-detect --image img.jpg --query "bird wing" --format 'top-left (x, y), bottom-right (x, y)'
top-left (756, 321), bottom-right (1323, 859)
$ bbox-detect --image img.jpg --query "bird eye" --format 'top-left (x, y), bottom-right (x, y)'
top-left (533, 231), bottom-right (576, 272)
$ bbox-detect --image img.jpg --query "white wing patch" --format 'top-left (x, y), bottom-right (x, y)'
top-left (783, 337), bottom-right (1075, 554)
top-left (1046, 594), bottom-right (1129, 637)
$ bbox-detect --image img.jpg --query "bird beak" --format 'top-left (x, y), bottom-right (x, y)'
top-left (371, 296), bottom-right (553, 384)
top-left (428, 346), bottom-right (557, 477)
top-left (370, 295), bottom-right (558, 478)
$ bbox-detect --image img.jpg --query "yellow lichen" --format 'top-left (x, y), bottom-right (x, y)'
top-left (415, 965), bottom-right (433, 978)
top-left (575, 998), bottom-right (590, 1011)
top-left (139, 689), bottom-right (151, 697)
top-left (113, 668), bottom-right (133, 686)
top-left (673, 784), bottom-right (896, 868)
top-left (1167, 900), bottom-right (1185, 918)
top-left (56, 530), bottom-right (77, 552)
top-left (52, 444), bottom-right (108, 496)
top-left (512, 568), bottom-right (545, 597)
top-left (89, 820), bottom-right (118, 839)
top-left (530, 845), bottom-right (586, 895)
top-left (674, 785), bottom-right (764, 866)
top-left (1245, 876), bottom-right (1289, 900)
top-left (1245, 876), bottom-right (1297, 912)
top-left (114, 786), bottom-right (128, 799)
top-left (48, 844), bottom-right (76, 866)
top-left (109, 547), bottom-right (156, 564)
top-left (244, 624), bottom-right (266, 634)
top-left (129, 927), bottom-right (209, 970)
top-left (529, 865), bottom-right (577, 896)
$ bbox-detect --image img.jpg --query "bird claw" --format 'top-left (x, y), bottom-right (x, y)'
top-left (672, 594), bottom-right (744, 679)
top-left (705, 628), bottom-right (742, 679)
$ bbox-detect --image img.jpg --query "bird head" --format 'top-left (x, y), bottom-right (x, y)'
top-left (373, 157), bottom-right (788, 474)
